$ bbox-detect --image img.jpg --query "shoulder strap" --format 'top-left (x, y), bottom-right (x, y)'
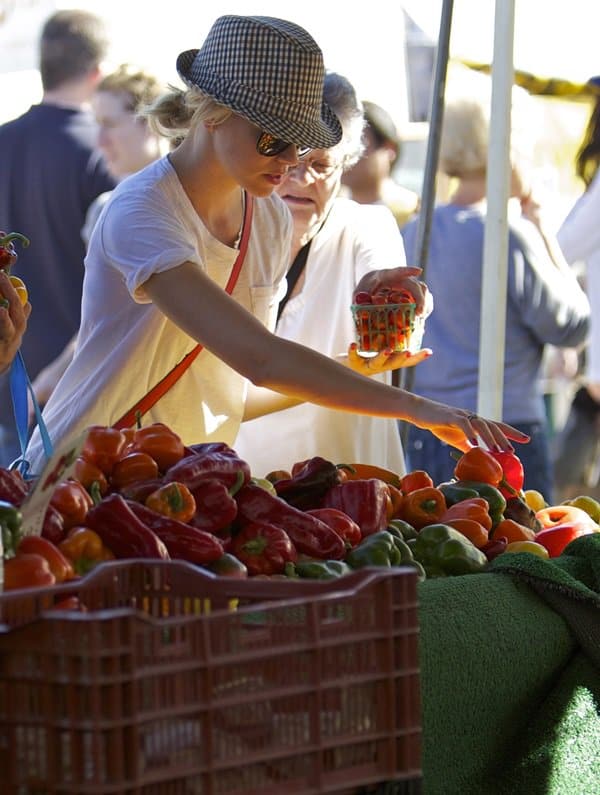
top-left (113, 193), bottom-right (253, 430)
top-left (277, 239), bottom-right (312, 322)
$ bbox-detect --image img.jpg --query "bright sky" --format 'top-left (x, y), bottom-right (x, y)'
top-left (4, 0), bottom-right (599, 124)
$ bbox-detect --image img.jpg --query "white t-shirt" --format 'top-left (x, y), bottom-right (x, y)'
top-left (557, 170), bottom-right (600, 382)
top-left (235, 198), bottom-right (407, 476)
top-left (26, 156), bottom-right (291, 472)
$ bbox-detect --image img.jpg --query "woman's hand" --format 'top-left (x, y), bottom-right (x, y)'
top-left (409, 397), bottom-right (530, 452)
top-left (0, 270), bottom-right (30, 374)
top-left (341, 342), bottom-right (432, 376)
top-left (353, 265), bottom-right (433, 317)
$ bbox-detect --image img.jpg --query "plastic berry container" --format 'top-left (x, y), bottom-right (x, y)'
top-left (351, 292), bottom-right (425, 356)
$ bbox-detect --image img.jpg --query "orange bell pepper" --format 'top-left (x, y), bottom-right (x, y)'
top-left (3, 553), bottom-right (56, 590)
top-left (131, 422), bottom-right (185, 472)
top-left (17, 535), bottom-right (75, 583)
top-left (454, 447), bottom-right (503, 487)
top-left (399, 486), bottom-right (447, 529)
top-left (344, 463), bottom-right (401, 488)
top-left (441, 497), bottom-right (493, 532)
top-left (58, 526), bottom-right (114, 575)
top-left (443, 518), bottom-right (489, 549)
top-left (491, 518), bottom-right (535, 543)
top-left (50, 479), bottom-right (94, 530)
top-left (399, 469), bottom-right (434, 495)
top-left (111, 451), bottom-right (159, 489)
top-left (145, 481), bottom-right (196, 524)
top-left (82, 425), bottom-right (128, 476)
top-left (72, 456), bottom-right (109, 497)
top-left (387, 484), bottom-right (404, 519)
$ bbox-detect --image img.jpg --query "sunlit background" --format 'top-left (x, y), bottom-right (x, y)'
top-left (1, 0), bottom-right (599, 222)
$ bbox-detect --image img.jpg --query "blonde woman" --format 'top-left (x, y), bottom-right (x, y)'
top-left (26, 16), bottom-right (526, 472)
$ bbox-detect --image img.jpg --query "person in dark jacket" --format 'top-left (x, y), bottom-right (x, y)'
top-left (0, 9), bottom-right (116, 464)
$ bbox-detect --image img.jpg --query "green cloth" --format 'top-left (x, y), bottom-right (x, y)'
top-left (418, 533), bottom-right (600, 795)
top-left (490, 533), bottom-right (600, 667)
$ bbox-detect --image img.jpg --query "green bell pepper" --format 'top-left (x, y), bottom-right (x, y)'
top-left (346, 529), bottom-right (413, 568)
top-left (437, 481), bottom-right (480, 507)
top-left (411, 523), bottom-right (488, 577)
top-left (453, 481), bottom-right (506, 524)
top-left (387, 519), bottom-right (418, 541)
top-left (0, 500), bottom-right (23, 559)
top-left (294, 559), bottom-right (353, 580)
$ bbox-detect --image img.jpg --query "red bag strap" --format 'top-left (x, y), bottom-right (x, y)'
top-left (113, 193), bottom-right (254, 430)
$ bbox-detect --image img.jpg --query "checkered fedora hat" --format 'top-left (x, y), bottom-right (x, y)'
top-left (176, 15), bottom-right (342, 150)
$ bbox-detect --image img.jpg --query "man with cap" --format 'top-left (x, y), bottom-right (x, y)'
top-left (26, 14), bottom-right (528, 473)
top-left (342, 100), bottom-right (420, 228)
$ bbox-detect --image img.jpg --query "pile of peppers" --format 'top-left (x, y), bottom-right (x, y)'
top-left (4, 427), bottom-right (599, 594)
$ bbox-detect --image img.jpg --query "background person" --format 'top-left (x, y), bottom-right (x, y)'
top-left (400, 71), bottom-right (589, 501)
top-left (235, 73), bottom-right (431, 476)
top-left (0, 9), bottom-right (116, 465)
top-left (31, 64), bottom-right (166, 410)
top-left (553, 78), bottom-right (600, 498)
top-left (25, 15), bottom-right (527, 475)
top-left (341, 100), bottom-right (420, 228)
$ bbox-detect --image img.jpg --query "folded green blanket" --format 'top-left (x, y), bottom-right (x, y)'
top-left (418, 534), bottom-right (600, 795)
top-left (490, 533), bottom-right (600, 667)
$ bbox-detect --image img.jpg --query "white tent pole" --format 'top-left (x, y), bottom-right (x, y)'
top-left (477, 0), bottom-right (515, 421)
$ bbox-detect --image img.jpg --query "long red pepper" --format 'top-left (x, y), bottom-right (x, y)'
top-left (234, 483), bottom-right (346, 560)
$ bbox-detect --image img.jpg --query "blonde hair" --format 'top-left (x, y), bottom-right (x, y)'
top-left (97, 64), bottom-right (163, 115)
top-left (143, 86), bottom-right (231, 142)
top-left (440, 68), bottom-right (535, 178)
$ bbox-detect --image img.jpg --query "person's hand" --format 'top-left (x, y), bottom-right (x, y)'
top-left (0, 270), bottom-right (30, 374)
top-left (409, 397), bottom-right (530, 452)
top-left (342, 342), bottom-right (432, 376)
top-left (353, 266), bottom-right (433, 317)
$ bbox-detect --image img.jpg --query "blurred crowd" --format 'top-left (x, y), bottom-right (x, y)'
top-left (0, 7), bottom-right (598, 504)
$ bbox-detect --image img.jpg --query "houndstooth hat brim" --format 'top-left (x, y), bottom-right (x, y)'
top-left (176, 15), bottom-right (342, 150)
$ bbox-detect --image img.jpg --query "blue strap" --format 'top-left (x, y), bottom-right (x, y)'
top-left (9, 350), bottom-right (54, 478)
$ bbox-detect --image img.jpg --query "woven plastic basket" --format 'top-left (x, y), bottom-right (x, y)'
top-left (0, 560), bottom-right (421, 794)
top-left (350, 302), bottom-right (425, 356)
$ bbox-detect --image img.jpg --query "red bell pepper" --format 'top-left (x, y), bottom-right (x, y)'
top-left (321, 479), bottom-right (390, 538)
top-left (488, 450), bottom-right (524, 498)
top-left (127, 501), bottom-right (224, 564)
top-left (306, 507), bottom-right (361, 548)
top-left (41, 504), bottom-right (66, 545)
top-left (274, 456), bottom-right (350, 510)
top-left (230, 521), bottom-right (297, 576)
top-left (0, 231), bottom-right (29, 271)
top-left (534, 523), bottom-right (594, 558)
top-left (188, 475), bottom-right (241, 536)
top-left (85, 494), bottom-right (169, 559)
top-left (165, 443), bottom-right (250, 491)
top-left (235, 483), bottom-right (346, 560)
top-left (0, 467), bottom-right (29, 505)
top-left (17, 535), bottom-right (75, 583)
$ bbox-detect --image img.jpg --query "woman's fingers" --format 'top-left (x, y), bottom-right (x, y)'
top-left (344, 344), bottom-right (432, 376)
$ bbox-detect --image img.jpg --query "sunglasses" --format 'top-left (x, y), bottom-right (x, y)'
top-left (256, 130), bottom-right (311, 158)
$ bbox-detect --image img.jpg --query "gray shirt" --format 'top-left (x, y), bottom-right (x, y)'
top-left (401, 203), bottom-right (590, 423)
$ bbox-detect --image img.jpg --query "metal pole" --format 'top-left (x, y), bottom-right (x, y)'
top-left (399, 0), bottom-right (454, 448)
top-left (477, 0), bottom-right (515, 420)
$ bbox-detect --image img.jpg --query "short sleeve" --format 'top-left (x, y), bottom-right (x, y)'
top-left (98, 190), bottom-right (199, 302)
